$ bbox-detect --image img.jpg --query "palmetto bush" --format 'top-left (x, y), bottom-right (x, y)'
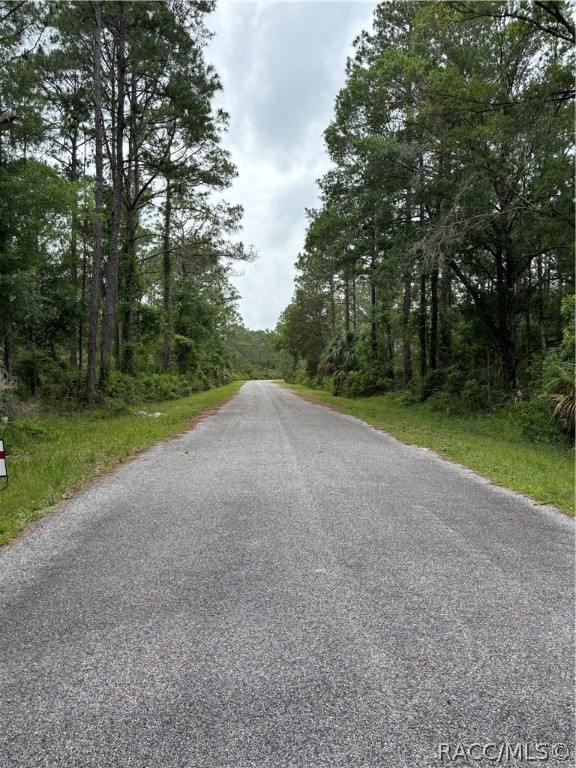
top-left (543, 356), bottom-right (575, 435)
top-left (539, 295), bottom-right (575, 436)
top-left (318, 331), bottom-right (359, 394)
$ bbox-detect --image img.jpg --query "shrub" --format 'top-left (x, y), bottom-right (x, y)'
top-left (104, 371), bottom-right (138, 403)
top-left (513, 398), bottom-right (571, 445)
top-left (174, 334), bottom-right (198, 375)
top-left (425, 391), bottom-right (465, 415)
top-left (538, 296), bottom-right (575, 435)
top-left (342, 370), bottom-right (378, 398)
top-left (542, 355), bottom-right (575, 435)
top-left (119, 342), bottom-right (136, 375)
top-left (419, 368), bottom-right (449, 400)
top-left (319, 331), bottom-right (359, 394)
top-left (293, 359), bottom-right (314, 387)
top-left (102, 371), bottom-right (205, 404)
top-left (399, 388), bottom-right (420, 406)
top-left (138, 373), bottom-right (188, 401)
top-left (460, 379), bottom-right (491, 410)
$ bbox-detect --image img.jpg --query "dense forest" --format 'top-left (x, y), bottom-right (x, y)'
top-left (0, 0), bottom-right (288, 409)
top-left (277, 0), bottom-right (574, 436)
top-left (0, 0), bottom-right (573, 437)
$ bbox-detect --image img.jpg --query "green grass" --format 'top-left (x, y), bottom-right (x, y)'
top-left (282, 383), bottom-right (575, 516)
top-left (0, 382), bottom-right (243, 545)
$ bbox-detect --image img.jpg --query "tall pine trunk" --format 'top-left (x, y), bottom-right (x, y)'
top-left (87, 0), bottom-right (105, 404)
top-left (402, 274), bottom-right (413, 385)
top-left (495, 248), bottom-right (517, 391)
top-left (537, 254), bottom-right (547, 356)
top-left (403, 185), bottom-right (413, 385)
top-left (329, 274), bottom-right (336, 334)
top-left (418, 273), bottom-right (427, 378)
top-left (78, 216), bottom-right (88, 391)
top-left (417, 156), bottom-right (427, 377)
top-left (100, 1), bottom-right (126, 386)
top-left (370, 222), bottom-right (377, 364)
top-left (430, 265), bottom-right (438, 370)
top-left (343, 275), bottom-right (350, 333)
top-left (120, 67), bottom-right (141, 370)
top-left (370, 263), bottom-right (377, 364)
top-left (439, 265), bottom-right (452, 368)
top-left (69, 126), bottom-right (80, 372)
top-left (162, 181), bottom-right (174, 371)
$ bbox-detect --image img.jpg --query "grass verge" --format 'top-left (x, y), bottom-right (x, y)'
top-left (282, 383), bottom-right (575, 516)
top-left (0, 381), bottom-right (243, 546)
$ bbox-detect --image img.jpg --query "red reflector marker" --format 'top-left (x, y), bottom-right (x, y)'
top-left (0, 439), bottom-right (7, 477)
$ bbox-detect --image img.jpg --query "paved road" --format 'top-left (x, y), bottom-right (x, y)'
top-left (0, 381), bottom-right (573, 768)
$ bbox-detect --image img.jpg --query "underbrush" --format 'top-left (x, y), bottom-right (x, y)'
top-left (6, 367), bottom-right (237, 415)
top-left (102, 371), bottom-right (207, 404)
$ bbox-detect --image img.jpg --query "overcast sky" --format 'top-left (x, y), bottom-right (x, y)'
top-left (206, 0), bottom-right (378, 330)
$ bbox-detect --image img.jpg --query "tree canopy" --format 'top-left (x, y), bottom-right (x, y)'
top-left (0, 0), bottom-right (255, 404)
top-left (278, 0), bottom-right (574, 432)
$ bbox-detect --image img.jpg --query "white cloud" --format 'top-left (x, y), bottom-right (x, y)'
top-left (206, 0), bottom-right (377, 329)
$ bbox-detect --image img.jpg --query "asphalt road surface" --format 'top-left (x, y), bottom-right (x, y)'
top-left (0, 381), bottom-right (573, 768)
